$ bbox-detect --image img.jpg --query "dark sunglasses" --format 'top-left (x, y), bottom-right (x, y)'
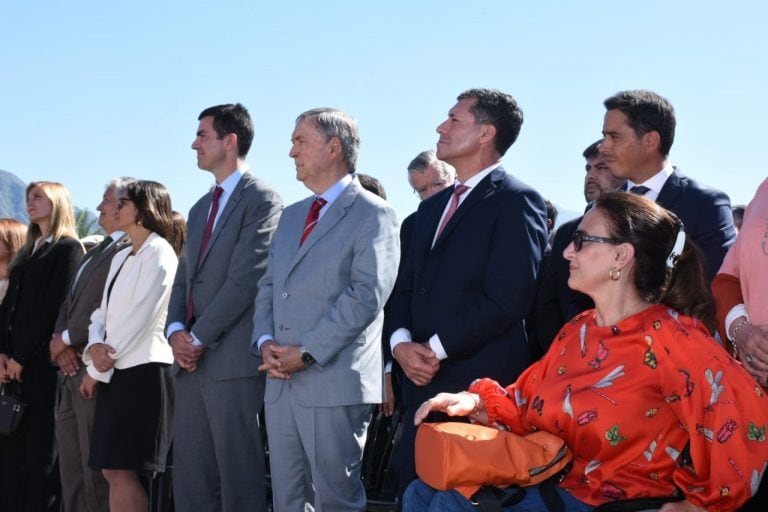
top-left (572, 230), bottom-right (621, 252)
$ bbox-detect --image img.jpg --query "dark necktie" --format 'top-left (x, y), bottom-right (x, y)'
top-left (436, 184), bottom-right (469, 238)
top-left (186, 186), bottom-right (223, 325)
top-left (629, 185), bottom-right (651, 196)
top-left (300, 197), bottom-right (327, 246)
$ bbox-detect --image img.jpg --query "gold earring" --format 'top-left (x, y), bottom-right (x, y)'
top-left (609, 267), bottom-right (621, 281)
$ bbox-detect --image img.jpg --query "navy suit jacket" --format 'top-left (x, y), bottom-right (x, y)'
top-left (654, 169), bottom-right (736, 283)
top-left (388, 167), bottom-right (548, 408)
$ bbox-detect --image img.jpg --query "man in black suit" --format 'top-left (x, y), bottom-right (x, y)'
top-left (388, 88), bottom-right (548, 497)
top-left (381, 150), bottom-right (454, 416)
top-left (600, 90), bottom-right (736, 282)
top-left (50, 178), bottom-right (134, 512)
top-left (533, 141), bottom-right (625, 353)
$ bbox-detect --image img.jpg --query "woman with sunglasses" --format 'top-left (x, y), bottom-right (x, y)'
top-left (79, 180), bottom-right (181, 512)
top-left (0, 182), bottom-right (84, 511)
top-left (404, 192), bottom-right (768, 512)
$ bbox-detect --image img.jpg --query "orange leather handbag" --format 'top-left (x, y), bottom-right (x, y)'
top-left (415, 422), bottom-right (572, 499)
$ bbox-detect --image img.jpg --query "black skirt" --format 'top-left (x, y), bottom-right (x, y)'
top-left (89, 362), bottom-right (172, 472)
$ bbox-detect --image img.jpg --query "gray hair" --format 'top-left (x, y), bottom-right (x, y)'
top-left (407, 150), bottom-right (455, 184)
top-left (296, 108), bottom-right (360, 172)
top-left (106, 177), bottom-right (137, 196)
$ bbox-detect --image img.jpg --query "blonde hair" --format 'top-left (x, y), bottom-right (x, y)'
top-left (0, 218), bottom-right (27, 268)
top-left (16, 181), bottom-right (80, 262)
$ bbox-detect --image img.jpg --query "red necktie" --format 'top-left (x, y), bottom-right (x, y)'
top-left (436, 184), bottom-right (469, 238)
top-left (186, 186), bottom-right (223, 325)
top-left (300, 197), bottom-right (327, 246)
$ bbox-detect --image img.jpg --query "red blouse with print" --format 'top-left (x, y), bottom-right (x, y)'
top-left (469, 304), bottom-right (768, 511)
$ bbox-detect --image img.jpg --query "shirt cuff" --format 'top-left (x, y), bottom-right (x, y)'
top-left (189, 331), bottom-right (203, 347)
top-left (166, 321), bottom-right (185, 339)
top-left (428, 333), bottom-right (448, 360)
top-left (255, 334), bottom-right (274, 351)
top-left (725, 304), bottom-right (749, 339)
top-left (384, 360), bottom-right (392, 374)
top-left (389, 327), bottom-right (412, 352)
top-left (86, 364), bottom-right (114, 384)
top-left (61, 329), bottom-right (72, 346)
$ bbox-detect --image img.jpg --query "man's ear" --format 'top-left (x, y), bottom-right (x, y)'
top-left (478, 123), bottom-right (497, 145)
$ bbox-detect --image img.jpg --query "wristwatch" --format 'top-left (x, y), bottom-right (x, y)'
top-left (299, 345), bottom-right (315, 367)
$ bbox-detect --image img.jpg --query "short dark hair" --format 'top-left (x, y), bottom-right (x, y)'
top-left (125, 180), bottom-right (183, 255)
top-left (198, 103), bottom-right (254, 158)
top-left (356, 173), bottom-right (387, 200)
top-left (595, 191), bottom-right (714, 331)
top-left (583, 140), bottom-right (602, 159)
top-left (457, 88), bottom-right (523, 156)
top-left (545, 199), bottom-right (558, 226)
top-left (603, 90), bottom-right (676, 157)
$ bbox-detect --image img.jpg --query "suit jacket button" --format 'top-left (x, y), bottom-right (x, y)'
top-left (418, 287), bottom-right (426, 295)
top-left (281, 291), bottom-right (289, 299)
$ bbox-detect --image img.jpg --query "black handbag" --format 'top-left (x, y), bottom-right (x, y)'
top-left (0, 382), bottom-right (26, 435)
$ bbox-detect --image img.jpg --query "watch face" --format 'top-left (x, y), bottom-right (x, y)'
top-left (301, 351), bottom-right (313, 365)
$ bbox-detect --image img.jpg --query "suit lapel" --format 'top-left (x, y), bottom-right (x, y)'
top-left (196, 173), bottom-right (249, 269)
top-left (655, 168), bottom-right (682, 209)
top-left (70, 236), bottom-right (129, 301)
top-left (285, 181), bottom-right (358, 276)
top-left (432, 168), bottom-right (503, 248)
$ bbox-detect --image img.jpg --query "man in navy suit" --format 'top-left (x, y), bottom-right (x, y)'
top-left (600, 90), bottom-right (736, 282)
top-left (388, 88), bottom-right (549, 497)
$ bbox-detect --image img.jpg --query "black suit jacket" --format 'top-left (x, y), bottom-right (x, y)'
top-left (0, 237), bottom-right (83, 366)
top-left (654, 169), bottom-right (736, 283)
top-left (389, 167), bottom-right (548, 408)
top-left (533, 216), bottom-right (594, 353)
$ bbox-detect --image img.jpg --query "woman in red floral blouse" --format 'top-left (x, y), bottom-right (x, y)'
top-left (404, 192), bottom-right (768, 512)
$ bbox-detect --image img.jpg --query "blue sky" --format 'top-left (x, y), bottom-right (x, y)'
top-left (1, 1), bottom-right (766, 223)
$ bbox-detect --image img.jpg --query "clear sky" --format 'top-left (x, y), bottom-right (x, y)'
top-left (1, 1), bottom-right (766, 223)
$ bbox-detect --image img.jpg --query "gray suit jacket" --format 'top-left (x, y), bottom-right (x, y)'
top-left (54, 236), bottom-right (131, 348)
top-left (252, 177), bottom-right (399, 407)
top-left (167, 172), bottom-right (282, 380)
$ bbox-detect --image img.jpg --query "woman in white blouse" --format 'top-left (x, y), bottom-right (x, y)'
top-left (80, 180), bottom-right (183, 512)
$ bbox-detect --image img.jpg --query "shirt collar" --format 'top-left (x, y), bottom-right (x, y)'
top-left (317, 174), bottom-right (354, 213)
top-left (215, 168), bottom-right (245, 196)
top-left (456, 162), bottom-right (501, 190)
top-left (627, 165), bottom-right (674, 196)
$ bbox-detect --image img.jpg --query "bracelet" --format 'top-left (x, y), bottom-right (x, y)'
top-left (729, 318), bottom-right (751, 350)
top-left (460, 391), bottom-right (481, 416)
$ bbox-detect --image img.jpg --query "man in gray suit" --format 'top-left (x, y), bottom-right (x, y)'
top-left (50, 177), bottom-right (134, 512)
top-left (166, 103), bottom-right (282, 511)
top-left (253, 108), bottom-right (399, 512)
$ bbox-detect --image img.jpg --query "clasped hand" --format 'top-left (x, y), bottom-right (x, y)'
top-left (258, 341), bottom-right (306, 379)
top-left (89, 343), bottom-right (117, 373)
top-left (393, 341), bottom-right (440, 386)
top-left (170, 330), bottom-right (203, 372)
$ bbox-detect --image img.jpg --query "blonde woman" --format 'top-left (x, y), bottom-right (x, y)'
top-left (0, 218), bottom-right (26, 303)
top-left (0, 181), bottom-right (84, 511)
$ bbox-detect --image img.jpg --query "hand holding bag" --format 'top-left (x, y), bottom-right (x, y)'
top-left (0, 382), bottom-right (27, 435)
top-left (415, 422), bottom-right (572, 499)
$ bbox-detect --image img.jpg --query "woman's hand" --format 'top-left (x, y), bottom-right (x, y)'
top-left (0, 354), bottom-right (9, 383)
top-left (79, 373), bottom-right (98, 400)
top-left (414, 391), bottom-right (480, 425)
top-left (735, 324), bottom-right (768, 386)
top-left (89, 344), bottom-right (116, 373)
top-left (5, 358), bottom-right (23, 382)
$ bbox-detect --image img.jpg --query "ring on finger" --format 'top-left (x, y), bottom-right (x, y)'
top-left (746, 353), bottom-right (754, 365)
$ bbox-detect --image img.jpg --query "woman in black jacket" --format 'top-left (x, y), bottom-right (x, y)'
top-left (0, 181), bottom-right (83, 511)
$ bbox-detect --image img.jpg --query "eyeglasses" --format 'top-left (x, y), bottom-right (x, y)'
top-left (572, 230), bottom-right (621, 252)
